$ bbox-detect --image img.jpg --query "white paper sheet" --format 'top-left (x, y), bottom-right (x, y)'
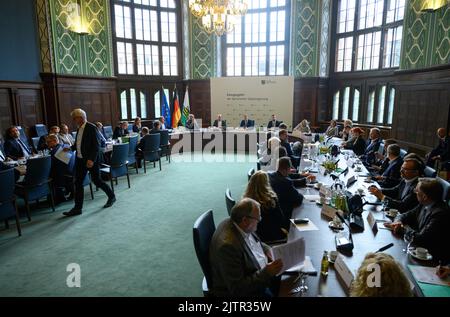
top-left (286, 256), bottom-right (317, 274)
top-left (270, 237), bottom-right (305, 273)
top-left (54, 147), bottom-right (72, 165)
top-left (409, 265), bottom-right (450, 286)
top-left (303, 194), bottom-right (320, 201)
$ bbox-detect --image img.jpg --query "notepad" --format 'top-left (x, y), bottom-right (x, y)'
top-left (408, 265), bottom-right (450, 297)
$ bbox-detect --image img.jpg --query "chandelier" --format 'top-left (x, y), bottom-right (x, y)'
top-left (421, 0), bottom-right (448, 12)
top-left (188, 0), bottom-right (248, 36)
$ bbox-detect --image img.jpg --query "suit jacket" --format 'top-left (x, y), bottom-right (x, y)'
top-left (267, 120), bottom-right (282, 129)
top-left (399, 201), bottom-right (450, 262)
top-left (209, 219), bottom-right (272, 297)
top-left (3, 138), bottom-right (32, 160)
top-left (363, 138), bottom-right (383, 165)
top-left (213, 120), bottom-right (227, 129)
top-left (132, 125), bottom-right (141, 133)
top-left (379, 157), bottom-right (403, 188)
top-left (382, 178), bottom-right (419, 213)
top-left (71, 122), bottom-right (101, 163)
top-left (37, 135), bottom-right (48, 151)
top-left (269, 171), bottom-right (304, 220)
top-left (240, 119), bottom-right (255, 128)
top-left (113, 127), bottom-right (129, 140)
top-left (344, 136), bottom-right (366, 156)
top-left (257, 199), bottom-right (288, 242)
top-left (58, 133), bottom-right (75, 146)
top-left (186, 119), bottom-right (199, 130)
top-left (429, 136), bottom-right (450, 162)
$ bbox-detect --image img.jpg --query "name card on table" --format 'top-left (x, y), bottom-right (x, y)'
top-left (321, 204), bottom-right (344, 220)
top-left (366, 211), bottom-right (378, 233)
top-left (334, 255), bottom-right (354, 291)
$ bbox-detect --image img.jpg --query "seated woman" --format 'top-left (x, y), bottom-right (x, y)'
top-left (341, 127), bottom-right (366, 156)
top-left (293, 119), bottom-right (311, 134)
top-left (350, 253), bottom-right (412, 297)
top-left (324, 120), bottom-right (339, 137)
top-left (243, 171), bottom-right (288, 242)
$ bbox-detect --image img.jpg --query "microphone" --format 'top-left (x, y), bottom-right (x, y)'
top-left (335, 212), bottom-right (354, 252)
top-left (375, 243), bottom-right (394, 253)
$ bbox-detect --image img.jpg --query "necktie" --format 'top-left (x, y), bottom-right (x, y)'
top-left (18, 139), bottom-right (31, 155)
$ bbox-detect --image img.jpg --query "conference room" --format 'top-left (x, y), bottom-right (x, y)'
top-left (1, 0), bottom-right (449, 303)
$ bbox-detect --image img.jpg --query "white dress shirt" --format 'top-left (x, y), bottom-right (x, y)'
top-left (76, 122), bottom-right (87, 159)
top-left (0, 149), bottom-right (5, 161)
top-left (233, 222), bottom-right (268, 270)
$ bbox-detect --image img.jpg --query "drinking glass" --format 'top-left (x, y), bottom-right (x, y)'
top-left (291, 272), bottom-right (308, 296)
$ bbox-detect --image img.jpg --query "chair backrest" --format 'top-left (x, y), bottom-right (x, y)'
top-left (159, 130), bottom-right (169, 146)
top-left (378, 143), bottom-right (385, 155)
top-left (143, 133), bottom-right (161, 152)
top-left (103, 126), bottom-right (113, 139)
top-left (16, 126), bottom-right (29, 147)
top-left (31, 137), bottom-right (40, 152)
top-left (193, 210), bottom-right (216, 290)
top-left (23, 156), bottom-right (52, 186)
top-left (127, 135), bottom-right (138, 157)
top-left (110, 143), bottom-right (130, 167)
top-left (0, 168), bottom-right (15, 203)
top-left (128, 123), bottom-right (134, 131)
top-left (34, 124), bottom-right (48, 137)
top-left (247, 167), bottom-right (255, 181)
top-left (399, 149), bottom-right (407, 158)
top-left (424, 166), bottom-right (437, 178)
top-left (436, 177), bottom-right (450, 202)
top-left (225, 188), bottom-right (235, 216)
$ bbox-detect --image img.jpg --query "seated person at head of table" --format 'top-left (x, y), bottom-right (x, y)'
top-left (186, 114), bottom-right (200, 130)
top-left (113, 121), bottom-right (129, 140)
top-left (240, 114), bottom-right (255, 129)
top-left (37, 125), bottom-right (60, 151)
top-left (293, 119), bottom-right (311, 134)
top-left (350, 253), bottom-right (413, 297)
top-left (385, 178), bottom-right (450, 263)
top-left (361, 127), bottom-right (383, 166)
top-left (244, 171), bottom-right (289, 242)
top-left (213, 114), bottom-right (227, 129)
top-left (324, 119), bottom-right (339, 137)
top-left (58, 123), bottom-right (75, 147)
top-left (341, 127), bottom-right (366, 156)
top-left (3, 126), bottom-right (33, 160)
top-left (368, 156), bottom-right (423, 213)
top-left (259, 137), bottom-right (288, 172)
top-left (267, 114), bottom-right (282, 129)
top-left (150, 120), bottom-right (162, 134)
top-left (278, 129), bottom-right (300, 168)
top-left (158, 116), bottom-right (167, 130)
top-left (133, 117), bottom-right (142, 134)
top-left (426, 127), bottom-right (450, 168)
top-left (373, 144), bottom-right (403, 188)
top-left (46, 134), bottom-right (73, 203)
top-left (268, 157), bottom-right (312, 220)
top-left (209, 198), bottom-right (284, 297)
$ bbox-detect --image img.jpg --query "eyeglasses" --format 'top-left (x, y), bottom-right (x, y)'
top-left (246, 215), bottom-right (262, 222)
top-left (401, 167), bottom-right (417, 171)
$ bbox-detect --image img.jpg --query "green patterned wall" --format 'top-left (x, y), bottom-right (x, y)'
top-left (189, 16), bottom-right (217, 79)
top-left (401, 1), bottom-right (450, 70)
top-left (292, 0), bottom-right (320, 77)
top-left (48, 0), bottom-right (113, 76)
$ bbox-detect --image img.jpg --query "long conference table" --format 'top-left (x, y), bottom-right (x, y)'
top-left (279, 141), bottom-right (435, 297)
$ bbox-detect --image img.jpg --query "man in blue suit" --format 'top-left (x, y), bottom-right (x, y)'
top-left (3, 126), bottom-right (33, 160)
top-left (362, 128), bottom-right (383, 166)
top-left (374, 144), bottom-right (403, 188)
top-left (240, 115), bottom-right (255, 129)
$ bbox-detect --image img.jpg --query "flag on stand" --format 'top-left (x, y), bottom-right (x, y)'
top-left (162, 87), bottom-right (171, 129)
top-left (172, 87), bottom-right (181, 128)
top-left (181, 87), bottom-right (190, 126)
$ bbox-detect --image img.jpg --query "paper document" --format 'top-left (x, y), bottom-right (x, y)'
top-left (270, 238), bottom-right (305, 273)
top-left (409, 265), bottom-right (450, 287)
top-left (286, 256), bottom-right (317, 275)
top-left (54, 147), bottom-right (72, 165)
top-left (290, 218), bottom-right (319, 232)
top-left (303, 194), bottom-right (320, 201)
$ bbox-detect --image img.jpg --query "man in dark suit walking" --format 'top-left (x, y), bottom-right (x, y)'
top-left (63, 108), bottom-right (116, 216)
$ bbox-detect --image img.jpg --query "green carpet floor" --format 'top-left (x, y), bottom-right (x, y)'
top-left (0, 153), bottom-right (254, 296)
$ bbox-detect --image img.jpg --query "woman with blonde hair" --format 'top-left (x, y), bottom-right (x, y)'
top-left (244, 171), bottom-right (288, 242)
top-left (294, 119), bottom-right (311, 134)
top-left (350, 253), bottom-right (413, 297)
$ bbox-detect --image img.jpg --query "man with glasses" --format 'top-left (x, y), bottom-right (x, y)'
top-left (384, 178), bottom-right (450, 262)
top-left (209, 198), bottom-right (283, 297)
top-left (368, 156), bottom-right (423, 213)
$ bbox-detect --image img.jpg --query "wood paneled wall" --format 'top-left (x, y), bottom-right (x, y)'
top-left (41, 73), bottom-right (119, 131)
top-left (0, 81), bottom-right (44, 140)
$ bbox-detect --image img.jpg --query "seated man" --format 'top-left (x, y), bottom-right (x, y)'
top-left (3, 126), bottom-right (33, 160)
top-left (59, 123), bottom-right (75, 146)
top-left (368, 156), bottom-right (422, 213)
top-left (150, 120), bottom-right (161, 134)
top-left (374, 144), bottom-right (403, 188)
top-left (370, 139), bottom-right (397, 173)
top-left (159, 116), bottom-right (167, 130)
top-left (385, 178), bottom-right (450, 262)
top-left (361, 128), bottom-right (383, 166)
top-left (136, 127), bottom-right (149, 168)
top-left (186, 114), bottom-right (199, 130)
top-left (213, 114), bottom-right (227, 129)
top-left (37, 125), bottom-right (59, 151)
top-left (269, 157), bottom-right (306, 220)
top-left (426, 128), bottom-right (450, 168)
top-left (240, 114), bottom-right (255, 129)
top-left (209, 198), bottom-right (283, 297)
top-left (113, 121), bottom-right (129, 140)
top-left (267, 114), bottom-right (282, 129)
top-left (46, 134), bottom-right (72, 203)
top-left (279, 129), bottom-right (300, 168)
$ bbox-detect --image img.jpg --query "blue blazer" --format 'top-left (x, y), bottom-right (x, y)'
top-left (363, 138), bottom-right (382, 165)
top-left (4, 138), bottom-right (32, 160)
top-left (240, 119), bottom-right (255, 128)
top-left (380, 157), bottom-right (403, 188)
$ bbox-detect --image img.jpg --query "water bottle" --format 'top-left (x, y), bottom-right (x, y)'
top-left (321, 251), bottom-right (329, 276)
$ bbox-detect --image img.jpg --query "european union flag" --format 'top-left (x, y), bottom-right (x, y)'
top-left (162, 88), bottom-right (171, 129)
